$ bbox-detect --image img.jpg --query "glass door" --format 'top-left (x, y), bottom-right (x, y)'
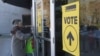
top-left (33, 0), bottom-right (55, 56)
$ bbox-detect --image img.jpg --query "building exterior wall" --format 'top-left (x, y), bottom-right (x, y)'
top-left (43, 0), bottom-right (50, 28)
top-left (0, 0), bottom-right (31, 35)
top-left (80, 0), bottom-right (100, 28)
top-left (67, 0), bottom-right (100, 28)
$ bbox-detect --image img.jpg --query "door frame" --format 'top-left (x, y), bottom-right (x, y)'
top-left (32, 0), bottom-right (55, 56)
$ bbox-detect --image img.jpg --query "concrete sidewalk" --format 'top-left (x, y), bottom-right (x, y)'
top-left (0, 36), bottom-right (11, 56)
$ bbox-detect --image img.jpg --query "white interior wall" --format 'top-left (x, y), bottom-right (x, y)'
top-left (0, 0), bottom-right (31, 35)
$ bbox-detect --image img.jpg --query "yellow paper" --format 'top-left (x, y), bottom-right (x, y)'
top-left (37, 3), bottom-right (42, 33)
top-left (62, 1), bottom-right (80, 56)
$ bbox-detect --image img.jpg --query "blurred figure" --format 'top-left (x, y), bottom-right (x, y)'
top-left (25, 37), bottom-right (34, 56)
top-left (11, 19), bottom-right (32, 56)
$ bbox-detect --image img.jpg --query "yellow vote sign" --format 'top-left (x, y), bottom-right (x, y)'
top-left (62, 1), bottom-right (80, 56)
top-left (37, 3), bottom-right (42, 33)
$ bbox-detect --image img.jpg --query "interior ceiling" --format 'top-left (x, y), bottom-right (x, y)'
top-left (2, 0), bottom-right (32, 9)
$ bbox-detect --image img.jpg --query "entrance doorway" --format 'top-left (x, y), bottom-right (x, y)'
top-left (22, 15), bottom-right (31, 33)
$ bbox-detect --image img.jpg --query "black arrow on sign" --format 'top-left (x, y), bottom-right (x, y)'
top-left (67, 32), bottom-right (74, 46)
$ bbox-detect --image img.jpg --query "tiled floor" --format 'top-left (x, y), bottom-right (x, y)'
top-left (0, 36), bottom-right (11, 56)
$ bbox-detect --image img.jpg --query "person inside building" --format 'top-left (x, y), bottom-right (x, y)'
top-left (11, 19), bottom-right (33, 56)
